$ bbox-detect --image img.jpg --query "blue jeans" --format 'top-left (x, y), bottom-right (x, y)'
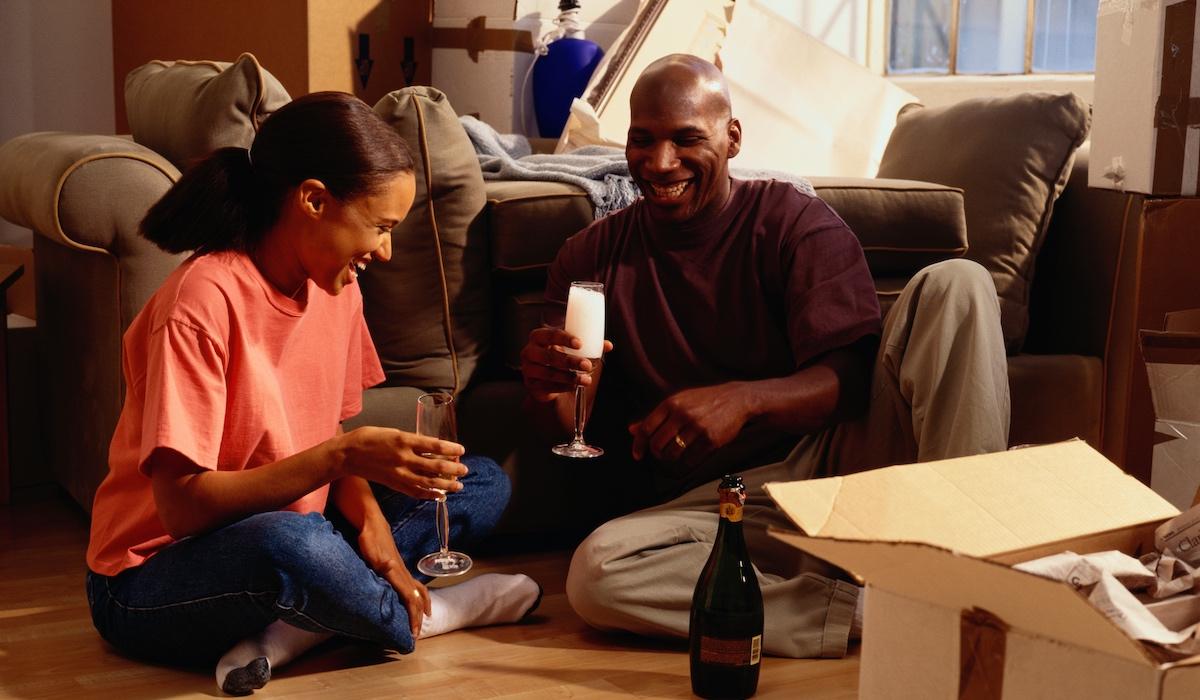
top-left (86, 455), bottom-right (509, 666)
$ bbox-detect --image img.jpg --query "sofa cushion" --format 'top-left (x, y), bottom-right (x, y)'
top-left (486, 180), bottom-right (593, 282)
top-left (877, 93), bottom-right (1090, 352)
top-left (124, 53), bottom-right (290, 169)
top-left (365, 87), bottom-right (490, 394)
top-left (810, 177), bottom-right (967, 276)
top-left (486, 177), bottom-right (967, 283)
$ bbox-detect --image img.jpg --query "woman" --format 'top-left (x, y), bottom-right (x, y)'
top-left (85, 92), bottom-right (539, 696)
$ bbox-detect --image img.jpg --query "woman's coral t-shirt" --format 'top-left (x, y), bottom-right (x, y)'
top-left (86, 250), bottom-right (385, 576)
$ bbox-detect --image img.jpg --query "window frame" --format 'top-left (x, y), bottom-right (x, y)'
top-left (884, 0), bottom-right (1094, 76)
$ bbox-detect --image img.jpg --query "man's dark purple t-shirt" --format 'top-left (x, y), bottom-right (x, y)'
top-left (546, 178), bottom-right (881, 488)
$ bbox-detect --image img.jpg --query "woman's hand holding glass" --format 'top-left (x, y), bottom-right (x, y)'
top-left (414, 392), bottom-right (472, 577)
top-left (334, 426), bottom-right (467, 498)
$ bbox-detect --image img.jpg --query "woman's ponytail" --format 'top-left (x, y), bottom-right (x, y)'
top-left (141, 92), bottom-right (413, 255)
top-left (140, 147), bottom-right (260, 254)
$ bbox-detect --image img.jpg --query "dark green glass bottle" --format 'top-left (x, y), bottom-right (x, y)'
top-left (689, 474), bottom-right (764, 699)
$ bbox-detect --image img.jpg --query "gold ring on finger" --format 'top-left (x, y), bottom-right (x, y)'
top-left (674, 435), bottom-right (687, 450)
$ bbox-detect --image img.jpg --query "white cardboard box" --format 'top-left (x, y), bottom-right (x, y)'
top-left (766, 440), bottom-right (1199, 700)
top-left (431, 0), bottom-right (637, 134)
top-left (719, 0), bottom-right (914, 177)
top-left (1091, 0), bottom-right (1200, 195)
top-left (1141, 309), bottom-right (1200, 510)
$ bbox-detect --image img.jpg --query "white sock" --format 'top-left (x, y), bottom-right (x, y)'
top-left (215, 620), bottom-right (332, 695)
top-left (417, 573), bottom-right (542, 639)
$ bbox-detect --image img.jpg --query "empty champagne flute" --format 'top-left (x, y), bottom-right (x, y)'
top-left (552, 281), bottom-right (605, 459)
top-left (415, 392), bottom-right (472, 577)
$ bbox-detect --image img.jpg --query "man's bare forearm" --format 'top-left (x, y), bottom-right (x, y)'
top-left (746, 338), bottom-right (875, 434)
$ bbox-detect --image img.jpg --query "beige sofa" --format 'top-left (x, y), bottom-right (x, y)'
top-left (0, 55), bottom-right (1143, 546)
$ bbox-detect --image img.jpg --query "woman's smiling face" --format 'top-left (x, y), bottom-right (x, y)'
top-left (303, 171), bottom-right (415, 296)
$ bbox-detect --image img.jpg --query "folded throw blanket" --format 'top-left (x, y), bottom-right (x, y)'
top-left (460, 115), bottom-right (815, 219)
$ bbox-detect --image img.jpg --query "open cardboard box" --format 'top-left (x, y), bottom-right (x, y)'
top-left (1141, 309), bottom-right (1200, 510)
top-left (765, 440), bottom-right (1200, 699)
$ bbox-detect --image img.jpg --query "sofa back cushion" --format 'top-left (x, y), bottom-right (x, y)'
top-left (877, 92), bottom-right (1091, 351)
top-left (365, 87), bottom-right (490, 394)
top-left (809, 177), bottom-right (967, 276)
top-left (125, 52), bottom-right (290, 169)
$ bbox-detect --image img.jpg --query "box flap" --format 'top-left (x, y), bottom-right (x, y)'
top-left (764, 440), bottom-right (1178, 558)
top-left (1165, 309), bottom-right (1200, 333)
top-left (1141, 309), bottom-right (1200, 427)
top-left (770, 530), bottom-right (1155, 666)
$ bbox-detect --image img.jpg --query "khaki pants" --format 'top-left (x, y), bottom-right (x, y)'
top-left (565, 259), bottom-right (1010, 658)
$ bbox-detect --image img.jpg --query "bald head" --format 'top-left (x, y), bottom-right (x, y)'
top-left (624, 55), bottom-right (742, 225)
top-left (630, 54), bottom-right (732, 121)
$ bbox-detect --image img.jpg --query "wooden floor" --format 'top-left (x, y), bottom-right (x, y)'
top-left (0, 491), bottom-right (858, 699)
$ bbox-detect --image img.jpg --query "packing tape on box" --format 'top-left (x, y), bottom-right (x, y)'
top-left (959, 607), bottom-right (1009, 700)
top-left (432, 16), bottom-right (534, 62)
top-left (1099, 0), bottom-right (1162, 45)
top-left (1152, 0), bottom-right (1200, 194)
top-left (1103, 156), bottom-right (1128, 188)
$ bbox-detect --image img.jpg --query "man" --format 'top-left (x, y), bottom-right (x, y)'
top-left (519, 54), bottom-right (1009, 658)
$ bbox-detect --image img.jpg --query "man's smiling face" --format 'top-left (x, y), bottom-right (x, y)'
top-left (625, 58), bottom-right (741, 226)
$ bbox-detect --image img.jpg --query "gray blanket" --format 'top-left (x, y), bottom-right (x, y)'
top-left (459, 115), bottom-right (814, 219)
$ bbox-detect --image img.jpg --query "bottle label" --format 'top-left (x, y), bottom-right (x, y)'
top-left (699, 634), bottom-right (762, 666)
top-left (718, 489), bottom-right (745, 522)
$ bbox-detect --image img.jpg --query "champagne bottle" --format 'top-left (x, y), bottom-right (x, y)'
top-left (689, 474), bottom-right (764, 699)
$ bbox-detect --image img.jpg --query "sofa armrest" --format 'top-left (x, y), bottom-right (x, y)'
top-left (0, 132), bottom-right (179, 252)
top-left (0, 131), bottom-right (186, 328)
top-left (810, 177), bottom-right (968, 277)
top-left (0, 132), bottom-right (186, 512)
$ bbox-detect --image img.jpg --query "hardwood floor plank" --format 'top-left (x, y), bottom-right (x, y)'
top-left (0, 493), bottom-right (859, 698)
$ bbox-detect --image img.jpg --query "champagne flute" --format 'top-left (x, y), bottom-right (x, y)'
top-left (415, 392), bottom-right (472, 577)
top-left (552, 281), bottom-right (605, 459)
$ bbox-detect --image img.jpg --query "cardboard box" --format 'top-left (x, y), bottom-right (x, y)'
top-left (431, 0), bottom-right (637, 134)
top-left (719, 0), bottom-right (914, 177)
top-left (765, 440), bottom-right (1200, 700)
top-left (571, 0), bottom-right (731, 146)
top-left (1141, 309), bottom-right (1200, 510)
top-left (112, 0), bottom-right (435, 132)
top-left (1091, 0), bottom-right (1200, 195)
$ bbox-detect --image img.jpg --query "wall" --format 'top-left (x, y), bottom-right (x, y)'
top-left (0, 0), bottom-right (115, 248)
top-left (111, 0), bottom-right (311, 131)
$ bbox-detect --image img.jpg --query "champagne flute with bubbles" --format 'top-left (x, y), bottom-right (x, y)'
top-left (415, 392), bottom-right (472, 577)
top-left (552, 281), bottom-right (605, 459)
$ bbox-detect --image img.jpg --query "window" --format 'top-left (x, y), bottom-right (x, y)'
top-left (888, 0), bottom-right (1098, 75)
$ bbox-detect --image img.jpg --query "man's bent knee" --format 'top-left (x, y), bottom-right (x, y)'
top-left (916, 258), bottom-right (996, 298)
top-left (565, 525), bottom-right (624, 630)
